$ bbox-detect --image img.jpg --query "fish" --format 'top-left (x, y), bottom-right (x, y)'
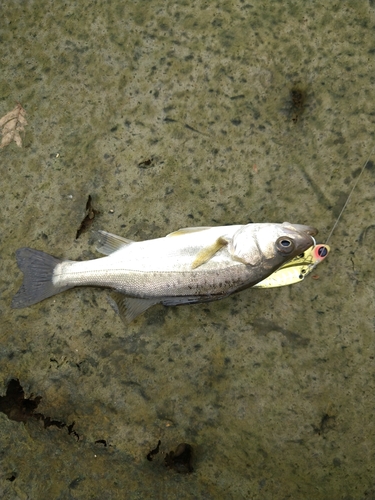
top-left (11, 222), bottom-right (317, 323)
top-left (253, 244), bottom-right (330, 288)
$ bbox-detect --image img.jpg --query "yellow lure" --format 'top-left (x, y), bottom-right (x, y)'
top-left (253, 244), bottom-right (330, 288)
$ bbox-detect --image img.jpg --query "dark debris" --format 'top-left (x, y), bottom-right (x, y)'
top-left (76, 195), bottom-right (100, 239)
top-left (165, 443), bottom-right (194, 473)
top-left (95, 439), bottom-right (108, 447)
top-left (138, 158), bottom-right (154, 168)
top-left (147, 441), bottom-right (194, 473)
top-left (313, 412), bottom-right (336, 436)
top-left (289, 86), bottom-right (307, 123)
top-left (0, 378), bottom-right (41, 422)
top-left (0, 379), bottom-right (80, 440)
top-left (146, 439), bottom-right (161, 461)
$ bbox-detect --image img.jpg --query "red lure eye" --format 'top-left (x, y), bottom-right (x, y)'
top-left (313, 245), bottom-right (329, 261)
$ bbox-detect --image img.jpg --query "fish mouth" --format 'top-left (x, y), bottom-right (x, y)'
top-left (283, 223), bottom-right (318, 237)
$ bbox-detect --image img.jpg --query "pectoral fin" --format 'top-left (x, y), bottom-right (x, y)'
top-left (96, 230), bottom-right (135, 255)
top-left (191, 237), bottom-right (228, 269)
top-left (111, 292), bottom-right (159, 323)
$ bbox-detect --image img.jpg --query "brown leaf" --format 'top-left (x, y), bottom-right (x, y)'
top-left (76, 195), bottom-right (100, 239)
top-left (0, 103), bottom-right (28, 148)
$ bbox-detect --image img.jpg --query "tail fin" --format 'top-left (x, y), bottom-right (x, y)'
top-left (11, 248), bottom-right (72, 309)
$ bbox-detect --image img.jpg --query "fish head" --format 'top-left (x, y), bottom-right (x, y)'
top-left (229, 222), bottom-right (318, 269)
top-left (281, 222), bottom-right (318, 237)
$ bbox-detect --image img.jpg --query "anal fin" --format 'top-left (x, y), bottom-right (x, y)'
top-left (112, 292), bottom-right (159, 323)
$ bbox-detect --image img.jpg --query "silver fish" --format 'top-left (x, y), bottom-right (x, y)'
top-left (12, 222), bottom-right (317, 323)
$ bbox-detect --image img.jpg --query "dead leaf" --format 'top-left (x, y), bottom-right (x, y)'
top-left (0, 103), bottom-right (28, 148)
top-left (76, 195), bottom-right (100, 239)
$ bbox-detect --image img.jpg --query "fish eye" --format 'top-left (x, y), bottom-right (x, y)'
top-left (276, 237), bottom-right (295, 254)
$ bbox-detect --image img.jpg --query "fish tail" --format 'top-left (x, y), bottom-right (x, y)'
top-left (11, 248), bottom-right (72, 309)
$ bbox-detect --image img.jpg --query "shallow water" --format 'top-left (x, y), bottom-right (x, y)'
top-left (1, 1), bottom-right (374, 498)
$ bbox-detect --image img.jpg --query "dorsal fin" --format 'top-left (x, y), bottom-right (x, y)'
top-left (166, 227), bottom-right (212, 237)
top-left (96, 230), bottom-right (134, 255)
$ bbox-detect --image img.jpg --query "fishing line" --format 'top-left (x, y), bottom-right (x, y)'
top-left (325, 143), bottom-right (375, 244)
top-left (300, 143), bottom-right (375, 278)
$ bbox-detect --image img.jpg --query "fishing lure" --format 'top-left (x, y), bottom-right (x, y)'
top-left (253, 243), bottom-right (330, 288)
top-left (257, 142), bottom-right (375, 289)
